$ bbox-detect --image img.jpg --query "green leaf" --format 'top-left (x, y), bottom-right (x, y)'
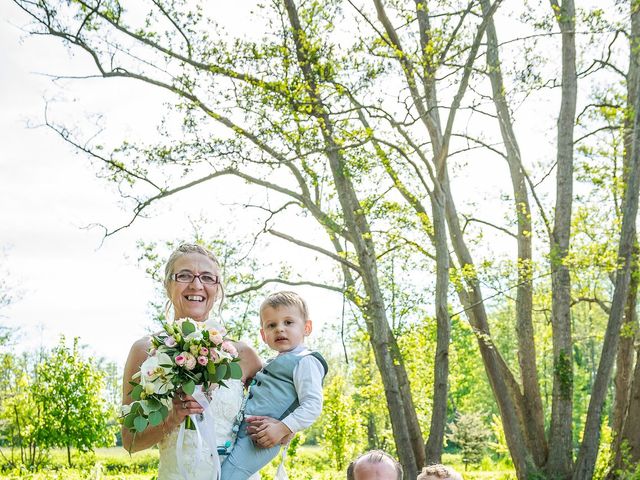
top-left (214, 364), bottom-right (227, 382)
top-left (131, 384), bottom-right (143, 401)
top-left (141, 398), bottom-right (162, 414)
top-left (181, 321), bottom-right (196, 336)
top-left (146, 397), bottom-right (162, 411)
top-left (207, 362), bottom-right (216, 375)
top-left (130, 402), bottom-right (142, 416)
top-left (148, 411), bottom-right (164, 427)
top-left (134, 415), bottom-right (149, 433)
top-left (123, 413), bottom-right (135, 429)
top-left (183, 380), bottom-right (195, 396)
top-left (229, 362), bottom-right (243, 380)
top-left (160, 404), bottom-right (169, 418)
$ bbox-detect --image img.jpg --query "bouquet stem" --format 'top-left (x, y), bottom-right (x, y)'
top-left (185, 415), bottom-right (196, 430)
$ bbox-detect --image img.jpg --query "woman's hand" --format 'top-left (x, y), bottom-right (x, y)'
top-left (245, 415), bottom-right (294, 448)
top-left (169, 391), bottom-right (204, 427)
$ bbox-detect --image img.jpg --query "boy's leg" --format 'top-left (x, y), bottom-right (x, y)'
top-left (220, 435), bottom-right (280, 480)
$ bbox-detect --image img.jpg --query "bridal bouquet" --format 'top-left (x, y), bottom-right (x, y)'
top-left (121, 318), bottom-right (242, 434)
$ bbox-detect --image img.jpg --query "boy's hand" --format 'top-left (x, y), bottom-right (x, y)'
top-left (245, 416), bottom-right (293, 448)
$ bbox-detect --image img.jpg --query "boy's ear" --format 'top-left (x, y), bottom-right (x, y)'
top-left (304, 319), bottom-right (313, 336)
top-left (260, 328), bottom-right (266, 343)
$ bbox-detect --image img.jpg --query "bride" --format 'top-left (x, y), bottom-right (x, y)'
top-left (121, 243), bottom-right (262, 480)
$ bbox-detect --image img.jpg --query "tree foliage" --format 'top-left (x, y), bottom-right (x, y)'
top-left (447, 411), bottom-right (489, 471)
top-left (33, 337), bottom-right (116, 467)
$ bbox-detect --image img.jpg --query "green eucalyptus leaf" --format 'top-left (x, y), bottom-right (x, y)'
top-left (134, 415), bottom-right (149, 433)
top-left (229, 362), bottom-right (243, 380)
top-left (131, 384), bottom-right (143, 401)
top-left (214, 364), bottom-right (227, 382)
top-left (148, 411), bottom-right (164, 427)
top-left (123, 413), bottom-right (135, 429)
top-left (183, 380), bottom-right (195, 396)
top-left (182, 321), bottom-right (196, 336)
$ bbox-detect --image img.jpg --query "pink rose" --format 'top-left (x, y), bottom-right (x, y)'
top-left (209, 349), bottom-right (219, 362)
top-left (200, 347), bottom-right (209, 356)
top-left (221, 341), bottom-right (238, 357)
top-left (175, 353), bottom-right (187, 366)
top-left (184, 353), bottom-right (197, 370)
top-left (198, 355), bottom-right (208, 366)
top-left (210, 333), bottom-right (223, 345)
top-left (164, 336), bottom-right (177, 347)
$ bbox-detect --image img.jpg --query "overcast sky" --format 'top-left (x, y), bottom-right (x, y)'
top-left (1, 0), bottom-right (573, 370)
top-left (1, 2), bottom-right (157, 366)
top-left (1, 1), bottom-right (350, 369)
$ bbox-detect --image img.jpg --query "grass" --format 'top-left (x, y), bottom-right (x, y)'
top-left (0, 447), bottom-right (516, 479)
top-left (0, 448), bottom-right (158, 479)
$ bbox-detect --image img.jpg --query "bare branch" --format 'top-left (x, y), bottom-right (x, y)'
top-left (571, 296), bottom-right (611, 314)
top-left (228, 278), bottom-right (343, 297)
top-left (150, 0), bottom-right (193, 58)
top-left (574, 125), bottom-right (621, 144)
top-left (462, 215), bottom-right (517, 238)
top-left (268, 229), bottom-right (362, 274)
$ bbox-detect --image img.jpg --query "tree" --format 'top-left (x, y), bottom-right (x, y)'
top-left (320, 374), bottom-right (363, 470)
top-left (0, 352), bottom-right (46, 469)
top-left (447, 412), bottom-right (489, 471)
top-left (34, 337), bottom-right (116, 467)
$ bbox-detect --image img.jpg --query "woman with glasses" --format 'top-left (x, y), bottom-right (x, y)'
top-left (120, 243), bottom-right (262, 480)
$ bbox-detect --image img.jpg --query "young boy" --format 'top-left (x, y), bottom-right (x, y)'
top-left (220, 291), bottom-right (328, 480)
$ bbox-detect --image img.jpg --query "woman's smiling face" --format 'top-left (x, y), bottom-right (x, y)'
top-left (167, 253), bottom-right (221, 321)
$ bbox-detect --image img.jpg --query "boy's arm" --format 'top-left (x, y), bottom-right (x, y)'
top-left (280, 355), bottom-right (325, 433)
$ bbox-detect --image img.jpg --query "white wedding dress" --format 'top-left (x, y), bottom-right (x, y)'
top-left (157, 379), bottom-right (259, 480)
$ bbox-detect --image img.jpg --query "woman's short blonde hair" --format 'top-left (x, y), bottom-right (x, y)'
top-left (417, 464), bottom-right (463, 480)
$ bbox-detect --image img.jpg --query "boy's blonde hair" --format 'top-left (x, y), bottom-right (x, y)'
top-left (259, 291), bottom-right (309, 323)
top-left (417, 464), bottom-right (463, 480)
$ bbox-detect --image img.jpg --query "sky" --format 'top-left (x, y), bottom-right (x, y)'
top-left (0, 0), bottom-right (571, 370)
top-left (0, 1), bottom-right (352, 369)
top-left (0, 1), bottom-right (332, 368)
top-left (1, 2), bottom-right (156, 366)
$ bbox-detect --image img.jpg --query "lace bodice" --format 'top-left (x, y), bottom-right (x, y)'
top-left (157, 379), bottom-right (258, 480)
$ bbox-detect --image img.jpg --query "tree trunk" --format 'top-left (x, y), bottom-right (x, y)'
top-left (424, 186), bottom-right (450, 463)
top-left (617, 343), bottom-right (640, 466)
top-left (480, 0), bottom-right (548, 467)
top-left (548, 1), bottom-right (577, 477)
top-left (281, 2), bottom-right (424, 475)
top-left (609, 4), bottom-right (640, 472)
top-left (573, 60), bottom-right (640, 480)
top-left (609, 247), bottom-right (639, 476)
top-left (442, 173), bottom-right (539, 479)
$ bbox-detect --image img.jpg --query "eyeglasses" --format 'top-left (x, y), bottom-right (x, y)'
top-left (172, 272), bottom-right (220, 285)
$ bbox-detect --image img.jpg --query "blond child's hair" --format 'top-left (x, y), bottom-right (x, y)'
top-left (259, 291), bottom-right (309, 323)
top-left (416, 464), bottom-right (463, 480)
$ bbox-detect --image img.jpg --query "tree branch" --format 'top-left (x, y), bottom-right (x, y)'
top-left (228, 278), bottom-right (343, 297)
top-left (268, 229), bottom-right (362, 274)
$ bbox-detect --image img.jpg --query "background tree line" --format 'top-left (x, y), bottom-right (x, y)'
top-left (9, 0), bottom-right (640, 478)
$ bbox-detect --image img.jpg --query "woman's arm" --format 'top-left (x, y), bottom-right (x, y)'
top-left (235, 340), bottom-right (262, 385)
top-left (121, 337), bottom-right (203, 452)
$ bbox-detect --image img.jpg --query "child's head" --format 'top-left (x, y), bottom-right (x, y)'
top-left (416, 465), bottom-right (463, 480)
top-left (259, 291), bottom-right (312, 352)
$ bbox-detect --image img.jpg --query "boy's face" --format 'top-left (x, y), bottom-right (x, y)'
top-left (260, 305), bottom-right (312, 353)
